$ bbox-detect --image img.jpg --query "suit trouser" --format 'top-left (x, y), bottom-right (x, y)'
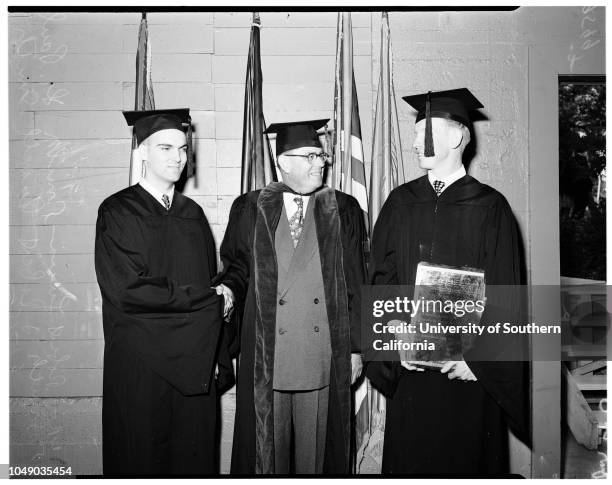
top-left (273, 386), bottom-right (329, 474)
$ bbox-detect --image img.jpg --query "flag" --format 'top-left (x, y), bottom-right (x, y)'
top-left (241, 12), bottom-right (276, 194)
top-left (369, 11), bottom-right (405, 228)
top-left (129, 12), bottom-right (155, 185)
top-left (357, 12), bottom-right (406, 474)
top-left (330, 12), bottom-right (370, 473)
top-left (331, 12), bottom-right (369, 214)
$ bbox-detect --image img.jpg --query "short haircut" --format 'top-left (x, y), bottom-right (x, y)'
top-left (446, 119), bottom-right (471, 150)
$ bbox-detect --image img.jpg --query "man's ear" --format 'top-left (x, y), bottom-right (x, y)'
top-left (138, 143), bottom-right (148, 160)
top-left (277, 154), bottom-right (291, 174)
top-left (449, 125), bottom-right (463, 150)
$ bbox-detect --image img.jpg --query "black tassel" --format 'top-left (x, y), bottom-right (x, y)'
top-left (186, 121), bottom-right (194, 179)
top-left (424, 91), bottom-right (434, 157)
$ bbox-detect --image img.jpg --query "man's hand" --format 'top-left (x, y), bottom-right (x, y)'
top-left (351, 353), bottom-right (363, 385)
top-left (400, 361), bottom-right (425, 372)
top-left (214, 284), bottom-right (234, 319)
top-left (440, 360), bottom-right (477, 381)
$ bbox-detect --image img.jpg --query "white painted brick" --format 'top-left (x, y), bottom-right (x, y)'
top-left (191, 111), bottom-right (215, 138)
top-left (143, 24), bottom-right (214, 54)
top-left (216, 139), bottom-right (242, 167)
top-left (11, 82), bottom-right (123, 112)
top-left (193, 138), bottom-right (217, 167)
top-left (148, 12), bottom-right (213, 25)
top-left (212, 55), bottom-right (246, 83)
top-left (189, 195), bottom-right (218, 224)
top-left (10, 311), bottom-right (103, 340)
top-left (215, 111), bottom-right (243, 139)
top-left (182, 166), bottom-right (217, 197)
top-left (12, 54), bottom-right (133, 82)
top-left (220, 391), bottom-right (236, 474)
top-left (217, 167), bottom-right (241, 196)
top-left (214, 84), bottom-right (245, 112)
top-left (10, 368), bottom-right (103, 397)
top-left (10, 282), bottom-right (101, 312)
top-left (211, 224), bottom-right (226, 248)
top-left (214, 12), bottom-right (370, 28)
top-left (10, 195), bottom-right (103, 226)
top-left (215, 26), bottom-right (371, 56)
top-left (10, 111), bottom-right (34, 140)
top-left (9, 12), bottom-right (137, 25)
top-left (213, 27), bottom-right (250, 56)
top-left (10, 23), bottom-right (125, 54)
top-left (10, 225), bottom-right (96, 255)
top-left (10, 254), bottom-right (96, 284)
top-left (10, 138), bottom-right (132, 169)
top-left (154, 54), bottom-right (212, 82)
top-left (217, 195), bottom-right (237, 225)
top-left (10, 442), bottom-right (103, 475)
top-left (213, 55), bottom-right (369, 85)
top-left (122, 82), bottom-right (214, 111)
top-left (35, 111), bottom-right (129, 140)
top-left (11, 340), bottom-right (103, 369)
top-left (213, 12), bottom-right (260, 28)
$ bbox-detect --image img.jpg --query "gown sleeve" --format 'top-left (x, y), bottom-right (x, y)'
top-left (340, 196), bottom-right (368, 353)
top-left (364, 191), bottom-right (403, 398)
top-left (369, 192), bottom-right (400, 286)
top-left (94, 202), bottom-right (214, 315)
top-left (465, 194), bottom-right (529, 441)
top-left (215, 194), bottom-right (252, 303)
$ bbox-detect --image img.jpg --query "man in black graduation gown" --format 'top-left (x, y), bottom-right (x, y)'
top-left (217, 119), bottom-right (367, 474)
top-left (366, 89), bottom-right (529, 476)
top-left (95, 109), bottom-right (232, 476)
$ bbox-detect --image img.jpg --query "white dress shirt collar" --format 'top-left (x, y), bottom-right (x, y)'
top-left (428, 165), bottom-right (466, 194)
top-left (139, 178), bottom-right (175, 209)
top-left (283, 192), bottom-right (310, 221)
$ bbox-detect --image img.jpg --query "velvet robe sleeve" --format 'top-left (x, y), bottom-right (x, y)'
top-left (95, 202), bottom-right (215, 315)
top-left (340, 195), bottom-right (368, 353)
top-left (364, 190), bottom-right (403, 397)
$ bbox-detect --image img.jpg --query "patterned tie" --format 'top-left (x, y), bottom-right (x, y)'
top-left (433, 180), bottom-right (445, 196)
top-left (288, 196), bottom-right (304, 248)
top-left (162, 194), bottom-right (171, 210)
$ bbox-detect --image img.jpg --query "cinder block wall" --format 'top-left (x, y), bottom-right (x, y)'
top-left (8, 8), bottom-right (604, 475)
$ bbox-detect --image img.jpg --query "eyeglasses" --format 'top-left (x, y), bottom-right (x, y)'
top-left (283, 152), bottom-right (331, 164)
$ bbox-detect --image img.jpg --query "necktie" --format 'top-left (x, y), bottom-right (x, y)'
top-left (288, 196), bottom-right (304, 248)
top-left (433, 180), bottom-right (445, 196)
top-left (162, 194), bottom-right (171, 210)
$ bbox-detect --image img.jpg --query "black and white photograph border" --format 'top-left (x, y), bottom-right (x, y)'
top-left (4, 1), bottom-right (609, 480)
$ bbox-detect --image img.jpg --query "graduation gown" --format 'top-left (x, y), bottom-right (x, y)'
top-left (366, 174), bottom-right (529, 476)
top-left (95, 184), bottom-right (231, 476)
top-left (218, 183), bottom-right (366, 474)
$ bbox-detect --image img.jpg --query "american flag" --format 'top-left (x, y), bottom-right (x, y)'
top-left (331, 12), bottom-right (369, 215)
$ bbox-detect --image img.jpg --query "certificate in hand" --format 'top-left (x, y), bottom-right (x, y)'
top-left (396, 262), bottom-right (486, 368)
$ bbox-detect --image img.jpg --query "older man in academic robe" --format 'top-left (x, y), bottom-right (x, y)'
top-left (216, 119), bottom-right (367, 474)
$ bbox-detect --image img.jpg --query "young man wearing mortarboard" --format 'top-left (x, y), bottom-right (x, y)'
top-left (216, 120), bottom-right (367, 474)
top-left (95, 109), bottom-right (233, 475)
top-left (365, 89), bottom-right (529, 476)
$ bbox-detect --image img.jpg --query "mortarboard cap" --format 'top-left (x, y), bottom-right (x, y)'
top-left (123, 108), bottom-right (195, 178)
top-left (402, 88), bottom-right (484, 157)
top-left (264, 119), bottom-right (330, 155)
top-left (123, 108), bottom-right (191, 145)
